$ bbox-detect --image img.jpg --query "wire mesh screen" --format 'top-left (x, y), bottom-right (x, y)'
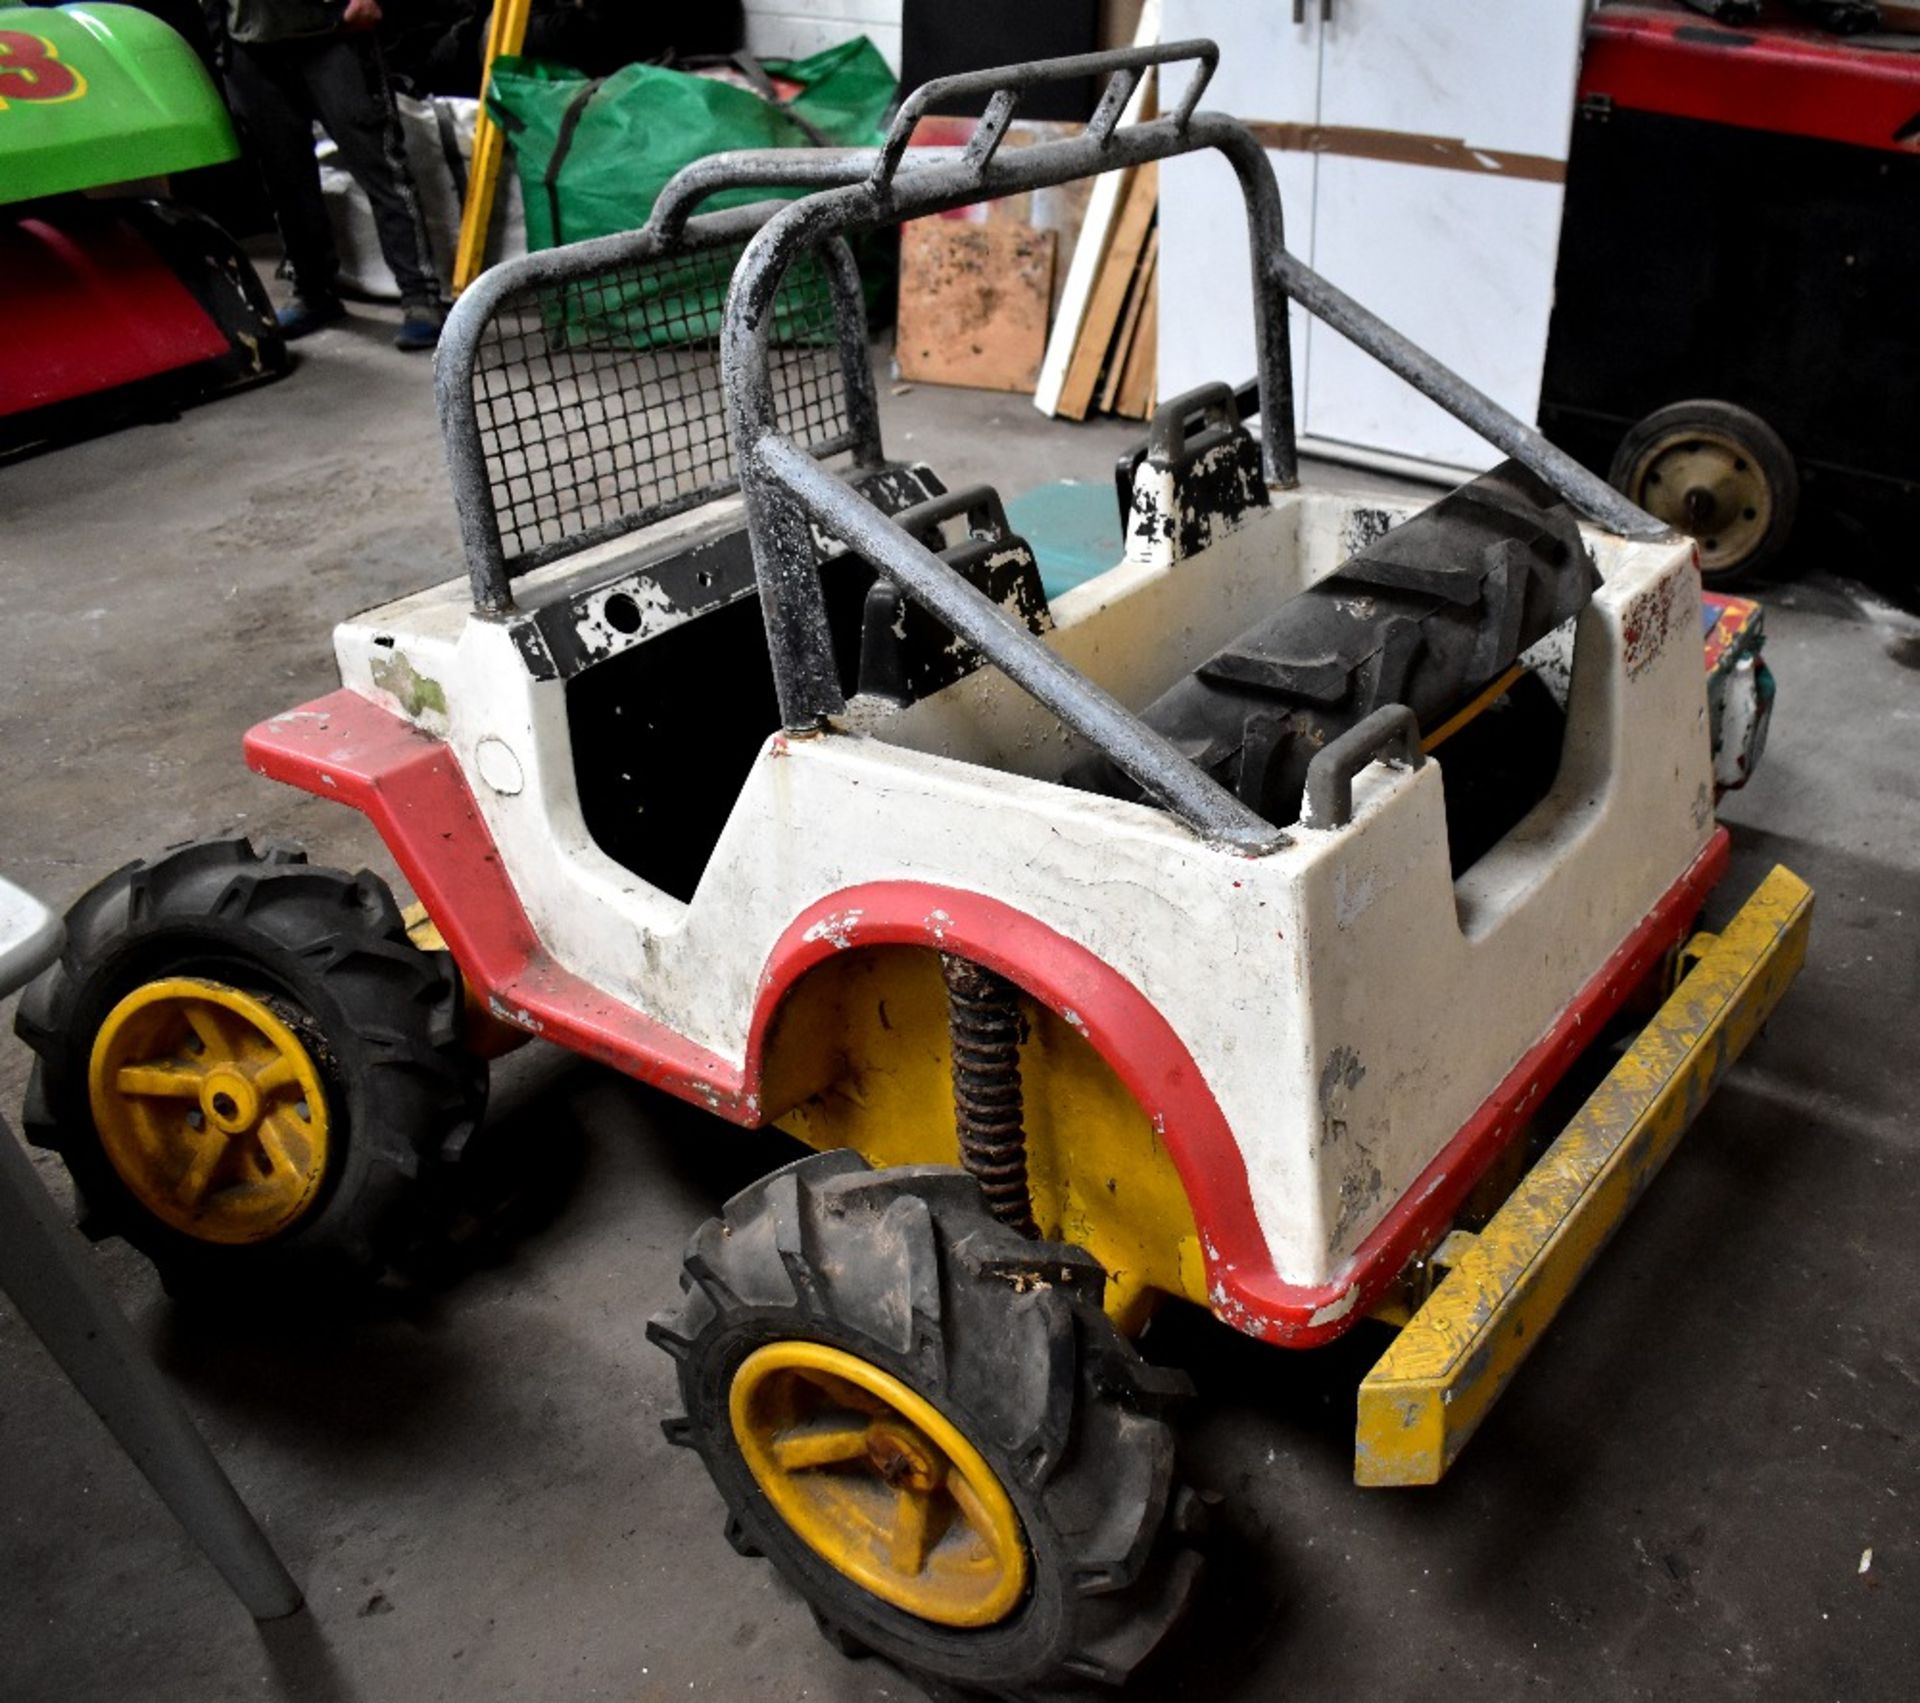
top-left (470, 241), bottom-right (857, 573)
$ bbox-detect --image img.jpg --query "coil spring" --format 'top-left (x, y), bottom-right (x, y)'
top-left (941, 954), bottom-right (1038, 1238)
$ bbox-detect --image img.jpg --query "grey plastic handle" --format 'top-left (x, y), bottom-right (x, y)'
top-left (1147, 382), bottom-right (1241, 464)
top-left (894, 484), bottom-right (1015, 548)
top-left (1301, 704), bottom-right (1425, 829)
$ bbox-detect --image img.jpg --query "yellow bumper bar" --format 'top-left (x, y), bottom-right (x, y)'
top-left (1354, 864), bottom-right (1813, 1488)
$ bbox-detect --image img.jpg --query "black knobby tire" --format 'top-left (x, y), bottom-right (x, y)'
top-left (648, 1151), bottom-right (1203, 1701)
top-left (14, 836), bottom-right (486, 1294)
top-left (1609, 398), bottom-right (1799, 588)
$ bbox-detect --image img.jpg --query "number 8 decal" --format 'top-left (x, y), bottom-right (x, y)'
top-left (0, 30), bottom-right (88, 107)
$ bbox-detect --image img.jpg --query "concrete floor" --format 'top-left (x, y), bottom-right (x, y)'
top-left (2, 304), bottom-right (1916, 1703)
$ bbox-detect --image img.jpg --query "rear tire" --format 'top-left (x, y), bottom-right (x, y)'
top-left (14, 836), bottom-right (486, 1297)
top-left (1609, 399), bottom-right (1798, 588)
top-left (649, 1151), bottom-right (1203, 1701)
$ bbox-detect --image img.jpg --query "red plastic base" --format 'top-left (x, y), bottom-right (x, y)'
top-left (0, 211), bottom-right (229, 417)
top-left (1584, 2), bottom-right (1920, 157)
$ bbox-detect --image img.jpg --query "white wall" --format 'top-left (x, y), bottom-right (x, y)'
top-left (742, 0), bottom-right (903, 73)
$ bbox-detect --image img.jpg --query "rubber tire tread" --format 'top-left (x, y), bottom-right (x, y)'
top-left (648, 1151), bottom-right (1201, 1702)
top-left (13, 835), bottom-right (484, 1294)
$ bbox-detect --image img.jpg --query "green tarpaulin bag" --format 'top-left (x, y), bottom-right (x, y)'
top-left (486, 41), bottom-right (894, 351)
top-left (488, 40), bottom-right (897, 251)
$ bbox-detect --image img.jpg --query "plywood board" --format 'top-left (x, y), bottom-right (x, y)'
top-left (1100, 224), bottom-right (1158, 415)
top-left (1055, 159), bottom-right (1158, 420)
top-left (1115, 248), bottom-right (1158, 419)
top-left (1033, 0), bottom-right (1160, 414)
top-left (896, 220), bottom-right (1058, 395)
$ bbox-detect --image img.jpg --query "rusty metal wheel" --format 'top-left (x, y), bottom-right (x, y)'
top-left (1610, 399), bottom-right (1799, 588)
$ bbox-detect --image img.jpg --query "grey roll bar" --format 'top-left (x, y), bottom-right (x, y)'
top-left (717, 39), bottom-right (1663, 853)
top-left (437, 37), bottom-right (1666, 851)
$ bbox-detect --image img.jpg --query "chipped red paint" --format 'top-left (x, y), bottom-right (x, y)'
top-left (245, 688), bottom-right (1729, 1347)
top-left (1583, 3), bottom-right (1920, 157)
top-left (1622, 569), bottom-right (1685, 680)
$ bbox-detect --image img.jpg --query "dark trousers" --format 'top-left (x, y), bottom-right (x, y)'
top-left (225, 34), bottom-right (439, 307)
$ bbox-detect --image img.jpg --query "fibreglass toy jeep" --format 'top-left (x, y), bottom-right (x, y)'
top-left (17, 40), bottom-right (1807, 1701)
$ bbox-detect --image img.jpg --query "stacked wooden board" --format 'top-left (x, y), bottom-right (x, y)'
top-left (895, 0), bottom-right (1163, 420)
top-left (1051, 162), bottom-right (1159, 421)
top-left (894, 161), bottom-right (1158, 416)
top-left (1030, 0), bottom-right (1161, 422)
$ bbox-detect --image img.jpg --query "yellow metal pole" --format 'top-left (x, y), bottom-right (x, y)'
top-left (1353, 863), bottom-right (1814, 1488)
top-left (452, 0), bottom-right (531, 295)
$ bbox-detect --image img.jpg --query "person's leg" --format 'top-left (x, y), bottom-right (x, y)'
top-left (303, 35), bottom-right (442, 336)
top-left (223, 40), bottom-right (345, 326)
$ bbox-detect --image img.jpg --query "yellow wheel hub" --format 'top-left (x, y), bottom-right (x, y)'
top-left (87, 977), bottom-right (332, 1245)
top-left (1629, 428), bottom-right (1773, 573)
top-left (729, 1341), bottom-right (1029, 1628)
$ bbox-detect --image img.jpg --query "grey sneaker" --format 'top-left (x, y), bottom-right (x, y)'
top-left (395, 299), bottom-right (445, 352)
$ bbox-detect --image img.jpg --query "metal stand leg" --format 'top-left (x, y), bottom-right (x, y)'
top-left (0, 1118), bottom-right (303, 1620)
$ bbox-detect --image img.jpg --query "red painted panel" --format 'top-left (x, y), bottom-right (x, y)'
top-left (247, 689), bottom-right (1728, 1346)
top-left (1582, 4), bottom-right (1920, 156)
top-left (243, 695), bottom-right (747, 1110)
top-left (0, 213), bottom-right (228, 415)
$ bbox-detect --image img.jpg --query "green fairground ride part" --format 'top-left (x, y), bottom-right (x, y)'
top-left (1, 2), bottom-right (239, 206)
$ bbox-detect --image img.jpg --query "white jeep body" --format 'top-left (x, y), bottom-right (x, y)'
top-left (316, 470), bottom-right (1712, 1306)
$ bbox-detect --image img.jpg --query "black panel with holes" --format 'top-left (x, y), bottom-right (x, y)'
top-left (553, 464), bottom-right (947, 903)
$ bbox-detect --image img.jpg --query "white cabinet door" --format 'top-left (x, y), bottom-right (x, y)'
top-left (1302, 0), bottom-right (1588, 470)
top-left (1157, 0), bottom-right (1322, 410)
top-left (1157, 0), bottom-right (1586, 475)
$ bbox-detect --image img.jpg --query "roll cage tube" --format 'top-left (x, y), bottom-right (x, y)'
top-left (715, 39), bottom-right (1669, 855)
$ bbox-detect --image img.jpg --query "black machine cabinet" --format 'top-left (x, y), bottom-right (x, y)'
top-left (1539, 1), bottom-right (1920, 580)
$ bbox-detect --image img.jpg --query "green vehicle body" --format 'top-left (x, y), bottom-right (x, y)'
top-left (0, 0), bottom-right (237, 206)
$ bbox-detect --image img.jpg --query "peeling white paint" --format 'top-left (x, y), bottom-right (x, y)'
top-left (577, 574), bottom-right (694, 661)
top-left (802, 908), bottom-right (865, 951)
top-left (488, 995), bottom-right (544, 1033)
top-left (1307, 1283), bottom-right (1362, 1329)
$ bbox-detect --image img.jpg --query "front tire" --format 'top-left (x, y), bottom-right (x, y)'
top-left (649, 1151), bottom-right (1202, 1701)
top-left (14, 836), bottom-right (486, 1296)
